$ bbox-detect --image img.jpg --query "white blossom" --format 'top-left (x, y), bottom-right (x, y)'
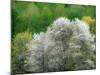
top-left (26, 17), bottom-right (96, 72)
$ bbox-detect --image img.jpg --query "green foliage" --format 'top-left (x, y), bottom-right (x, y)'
top-left (66, 5), bottom-right (84, 19)
top-left (11, 32), bottom-right (32, 74)
top-left (81, 16), bottom-right (96, 34)
top-left (40, 6), bottom-right (53, 31)
top-left (12, 1), bottom-right (96, 36)
top-left (65, 5), bottom-right (96, 19)
top-left (54, 4), bottom-right (67, 18)
top-left (12, 3), bottom-right (40, 34)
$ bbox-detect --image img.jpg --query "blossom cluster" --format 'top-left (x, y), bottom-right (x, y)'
top-left (25, 17), bottom-right (96, 72)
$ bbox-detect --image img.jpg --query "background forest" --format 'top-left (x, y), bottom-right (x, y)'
top-left (11, 1), bottom-right (96, 74)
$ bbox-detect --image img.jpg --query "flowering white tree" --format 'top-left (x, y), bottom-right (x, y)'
top-left (25, 17), bottom-right (96, 72)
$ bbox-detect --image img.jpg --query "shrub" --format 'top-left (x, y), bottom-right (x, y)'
top-left (81, 16), bottom-right (96, 34)
top-left (11, 32), bottom-right (32, 74)
top-left (26, 17), bottom-right (96, 72)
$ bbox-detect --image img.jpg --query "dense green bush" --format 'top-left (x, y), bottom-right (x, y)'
top-left (11, 32), bottom-right (32, 74)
